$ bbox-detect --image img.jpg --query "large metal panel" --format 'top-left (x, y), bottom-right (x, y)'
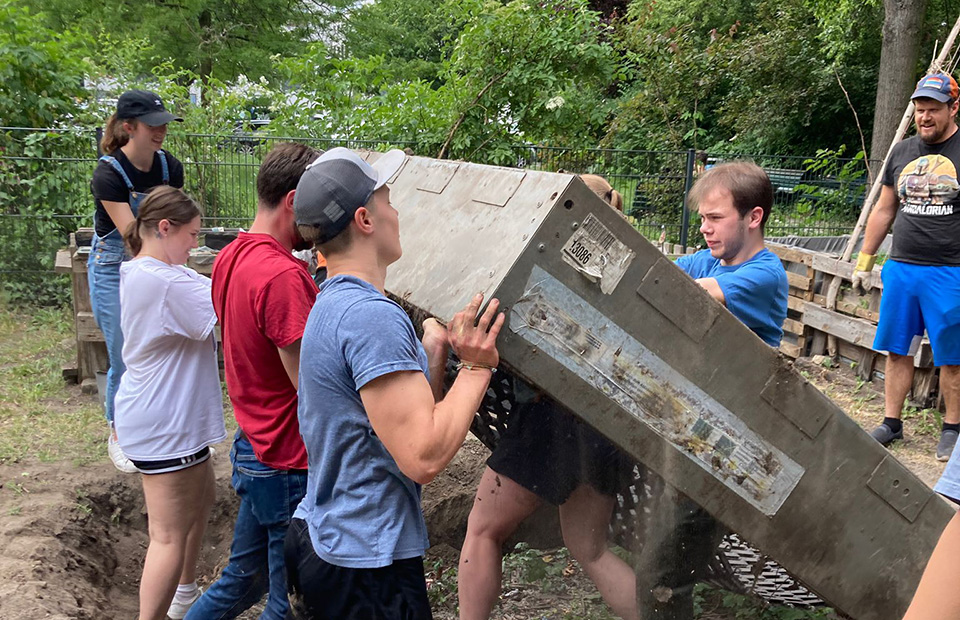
top-left (374, 153), bottom-right (953, 620)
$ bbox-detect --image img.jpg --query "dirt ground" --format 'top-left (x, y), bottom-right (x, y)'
top-left (0, 356), bottom-right (949, 619)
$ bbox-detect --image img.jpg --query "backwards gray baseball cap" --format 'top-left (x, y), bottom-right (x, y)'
top-left (293, 147), bottom-right (406, 244)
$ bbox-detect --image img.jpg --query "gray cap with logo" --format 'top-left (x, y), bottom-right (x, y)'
top-left (293, 147), bottom-right (406, 244)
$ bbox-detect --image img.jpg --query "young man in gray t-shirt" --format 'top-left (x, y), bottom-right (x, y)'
top-left (286, 147), bottom-right (504, 618)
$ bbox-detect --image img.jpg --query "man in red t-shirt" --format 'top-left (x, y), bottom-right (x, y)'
top-left (185, 143), bottom-right (320, 620)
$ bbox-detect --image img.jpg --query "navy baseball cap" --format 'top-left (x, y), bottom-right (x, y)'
top-left (116, 90), bottom-right (183, 126)
top-left (293, 147), bottom-right (406, 243)
top-left (911, 73), bottom-right (960, 103)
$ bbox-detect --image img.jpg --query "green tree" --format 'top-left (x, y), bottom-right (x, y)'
top-left (341, 0), bottom-right (483, 84)
top-left (438, 0), bottom-right (616, 161)
top-left (607, 0), bottom-right (883, 155)
top-left (25, 0), bottom-right (322, 82)
top-left (0, 2), bottom-right (91, 128)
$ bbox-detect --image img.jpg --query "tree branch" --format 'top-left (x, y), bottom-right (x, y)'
top-left (834, 68), bottom-right (871, 181)
top-left (437, 70), bottom-right (509, 160)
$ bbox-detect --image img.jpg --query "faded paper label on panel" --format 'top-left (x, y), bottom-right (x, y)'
top-left (510, 266), bottom-right (803, 516)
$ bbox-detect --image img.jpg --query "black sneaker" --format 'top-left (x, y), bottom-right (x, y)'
top-left (937, 430), bottom-right (959, 462)
top-left (870, 424), bottom-right (903, 447)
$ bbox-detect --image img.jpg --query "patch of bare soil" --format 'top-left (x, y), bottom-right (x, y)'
top-left (0, 454), bottom-right (238, 620)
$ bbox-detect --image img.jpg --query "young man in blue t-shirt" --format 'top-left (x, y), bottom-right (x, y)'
top-left (636, 161), bottom-right (789, 619)
top-left (676, 161), bottom-right (788, 345)
top-left (286, 147), bottom-right (505, 619)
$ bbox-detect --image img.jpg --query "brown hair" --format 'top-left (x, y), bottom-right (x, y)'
top-left (123, 185), bottom-right (202, 255)
top-left (301, 223), bottom-right (354, 257)
top-left (688, 161), bottom-right (773, 231)
top-left (580, 174), bottom-right (624, 212)
top-left (100, 114), bottom-right (137, 154)
top-left (257, 142), bottom-right (321, 208)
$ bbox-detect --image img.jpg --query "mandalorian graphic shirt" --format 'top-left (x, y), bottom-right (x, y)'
top-left (883, 130), bottom-right (960, 265)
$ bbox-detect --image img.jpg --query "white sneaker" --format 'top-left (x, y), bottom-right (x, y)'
top-left (166, 587), bottom-right (202, 619)
top-left (108, 433), bottom-right (138, 474)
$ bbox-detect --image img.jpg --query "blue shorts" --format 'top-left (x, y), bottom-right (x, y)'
top-left (873, 260), bottom-right (960, 366)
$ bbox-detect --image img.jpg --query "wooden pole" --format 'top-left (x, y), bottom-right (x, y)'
top-left (823, 14), bottom-right (960, 356)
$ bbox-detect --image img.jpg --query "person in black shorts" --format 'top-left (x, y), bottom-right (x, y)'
top-left (458, 174), bottom-right (638, 620)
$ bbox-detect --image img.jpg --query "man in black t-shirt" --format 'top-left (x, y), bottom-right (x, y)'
top-left (853, 72), bottom-right (960, 461)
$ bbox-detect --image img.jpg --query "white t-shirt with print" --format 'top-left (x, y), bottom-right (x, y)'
top-left (115, 257), bottom-right (226, 461)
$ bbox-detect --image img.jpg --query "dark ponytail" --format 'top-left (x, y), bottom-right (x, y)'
top-left (100, 114), bottom-right (135, 154)
top-left (123, 186), bottom-right (201, 256)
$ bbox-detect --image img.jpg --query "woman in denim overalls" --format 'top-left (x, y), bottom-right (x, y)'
top-left (89, 90), bottom-right (184, 472)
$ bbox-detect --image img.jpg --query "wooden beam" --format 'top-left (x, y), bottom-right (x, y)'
top-left (77, 311), bottom-right (104, 343)
top-left (783, 318), bottom-right (805, 336)
top-left (780, 342), bottom-right (802, 358)
top-left (802, 302), bottom-right (876, 348)
top-left (786, 271), bottom-right (814, 291)
top-left (767, 242), bottom-right (817, 265)
top-left (803, 302), bottom-right (933, 368)
top-left (811, 254), bottom-right (883, 290)
top-left (55, 249), bottom-right (73, 274)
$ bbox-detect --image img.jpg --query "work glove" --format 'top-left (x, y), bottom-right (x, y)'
top-left (851, 252), bottom-right (876, 292)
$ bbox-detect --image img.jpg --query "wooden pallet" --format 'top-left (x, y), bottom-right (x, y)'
top-left (768, 243), bottom-right (816, 358)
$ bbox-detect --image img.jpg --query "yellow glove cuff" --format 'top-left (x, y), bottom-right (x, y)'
top-left (855, 252), bottom-right (876, 272)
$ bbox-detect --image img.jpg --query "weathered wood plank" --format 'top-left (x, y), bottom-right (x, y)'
top-left (780, 342), bottom-right (802, 358)
top-left (836, 301), bottom-right (880, 323)
top-left (913, 368), bottom-right (939, 407)
top-left (783, 318), bottom-right (805, 336)
top-left (801, 302), bottom-right (876, 348)
top-left (786, 271), bottom-right (813, 291)
top-left (767, 242), bottom-right (818, 265)
top-left (787, 295), bottom-right (806, 313)
top-left (77, 311), bottom-right (104, 342)
top-left (805, 303), bottom-right (933, 368)
top-left (55, 249), bottom-right (73, 274)
top-left (811, 254), bottom-right (884, 290)
top-left (837, 340), bottom-right (877, 382)
top-left (809, 329), bottom-right (828, 356)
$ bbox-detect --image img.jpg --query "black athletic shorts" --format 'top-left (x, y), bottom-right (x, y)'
top-left (284, 518), bottom-right (433, 620)
top-left (486, 392), bottom-right (633, 506)
top-left (130, 446), bottom-right (210, 475)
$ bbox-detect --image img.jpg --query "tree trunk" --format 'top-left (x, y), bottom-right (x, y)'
top-left (870, 0), bottom-right (929, 161)
top-left (198, 9), bottom-right (213, 85)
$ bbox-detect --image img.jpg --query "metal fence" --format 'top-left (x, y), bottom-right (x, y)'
top-left (0, 126), bottom-right (877, 304)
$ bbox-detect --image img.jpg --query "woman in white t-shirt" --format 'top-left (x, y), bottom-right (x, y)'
top-left (116, 185), bottom-right (226, 620)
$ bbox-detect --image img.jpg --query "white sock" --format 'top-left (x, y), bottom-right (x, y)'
top-left (174, 582), bottom-right (198, 603)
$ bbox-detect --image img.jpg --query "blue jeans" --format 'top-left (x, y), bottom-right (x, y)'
top-left (186, 432), bottom-right (307, 620)
top-left (87, 233), bottom-right (126, 424)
